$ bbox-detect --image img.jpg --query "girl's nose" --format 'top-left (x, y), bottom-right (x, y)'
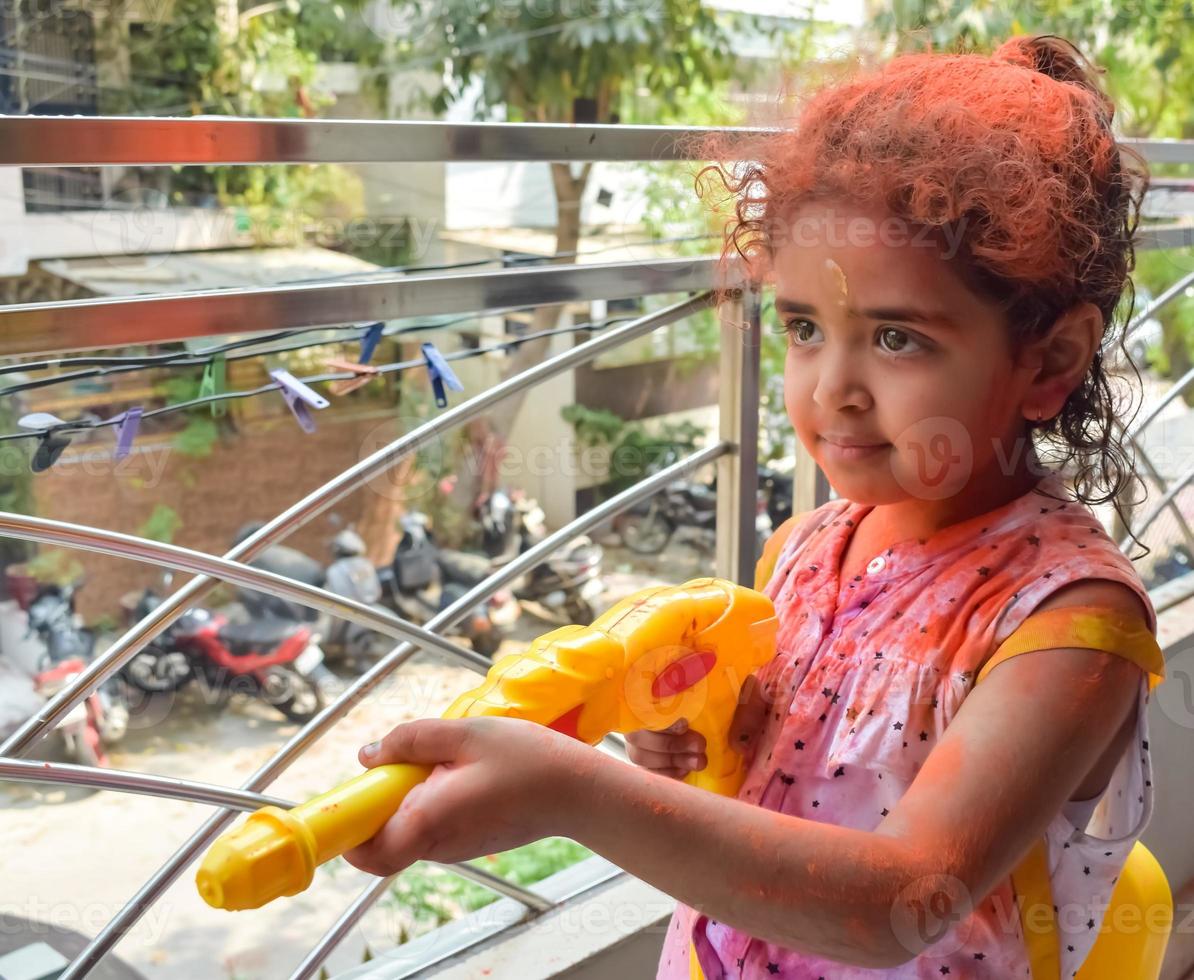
top-left (811, 346), bottom-right (872, 414)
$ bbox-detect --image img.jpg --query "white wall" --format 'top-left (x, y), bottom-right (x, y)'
top-left (0, 168), bottom-right (28, 276)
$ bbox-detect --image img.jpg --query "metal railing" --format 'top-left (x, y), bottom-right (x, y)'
top-left (0, 115), bottom-right (769, 980)
top-left (3, 115), bottom-right (1194, 980)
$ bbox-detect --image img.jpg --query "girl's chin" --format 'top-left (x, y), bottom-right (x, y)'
top-left (821, 464), bottom-right (910, 506)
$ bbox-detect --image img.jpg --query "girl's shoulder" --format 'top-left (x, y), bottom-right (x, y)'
top-left (753, 498), bottom-right (850, 592)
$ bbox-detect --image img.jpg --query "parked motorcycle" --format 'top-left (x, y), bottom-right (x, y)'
top-left (473, 489), bottom-right (605, 624)
top-left (379, 512), bottom-right (520, 659)
top-left (614, 468), bottom-right (774, 558)
top-left (229, 522), bottom-right (389, 670)
top-left (1144, 543), bottom-right (1194, 591)
top-left (12, 576), bottom-right (128, 767)
top-left (120, 576), bottom-right (332, 723)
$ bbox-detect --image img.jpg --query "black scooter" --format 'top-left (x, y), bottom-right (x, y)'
top-left (379, 512), bottom-right (520, 659)
top-left (472, 490), bottom-right (605, 625)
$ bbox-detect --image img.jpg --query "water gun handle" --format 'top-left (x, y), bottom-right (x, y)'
top-left (197, 577), bottom-right (777, 911)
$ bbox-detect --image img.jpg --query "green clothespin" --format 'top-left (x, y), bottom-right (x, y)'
top-left (200, 352), bottom-right (227, 417)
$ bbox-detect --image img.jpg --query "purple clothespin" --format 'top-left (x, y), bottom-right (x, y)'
top-left (270, 368), bottom-right (329, 433)
top-left (113, 407), bottom-right (143, 460)
top-left (420, 342), bottom-right (464, 408)
top-left (359, 322), bottom-right (384, 365)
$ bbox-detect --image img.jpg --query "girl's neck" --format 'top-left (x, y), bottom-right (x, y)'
top-left (854, 445), bottom-right (1050, 550)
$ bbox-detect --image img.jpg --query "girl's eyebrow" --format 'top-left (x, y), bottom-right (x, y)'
top-left (774, 297), bottom-right (960, 330)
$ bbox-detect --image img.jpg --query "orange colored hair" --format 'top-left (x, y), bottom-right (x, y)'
top-left (701, 34), bottom-right (1150, 515)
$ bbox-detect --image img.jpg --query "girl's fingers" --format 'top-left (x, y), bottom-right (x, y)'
top-left (626, 727), bottom-right (706, 756)
top-left (626, 742), bottom-right (707, 773)
top-left (359, 718), bottom-right (469, 769)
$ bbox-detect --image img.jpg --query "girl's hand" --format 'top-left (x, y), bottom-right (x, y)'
top-left (342, 716), bottom-right (589, 877)
top-left (625, 718), bottom-right (707, 778)
top-left (625, 673), bottom-right (770, 778)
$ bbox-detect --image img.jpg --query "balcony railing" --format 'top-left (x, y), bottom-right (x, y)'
top-left (1, 116), bottom-right (1193, 980)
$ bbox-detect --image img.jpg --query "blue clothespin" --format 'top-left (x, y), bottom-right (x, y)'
top-left (270, 368), bottom-right (329, 433)
top-left (420, 342), bottom-right (464, 409)
top-left (359, 322), bottom-right (384, 365)
top-left (113, 407), bottom-right (142, 460)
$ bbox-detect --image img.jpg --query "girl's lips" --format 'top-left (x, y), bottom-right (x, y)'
top-left (819, 437), bottom-right (890, 461)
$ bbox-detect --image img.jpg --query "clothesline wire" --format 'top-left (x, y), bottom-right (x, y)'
top-left (0, 312), bottom-right (642, 445)
top-left (0, 303), bottom-right (545, 398)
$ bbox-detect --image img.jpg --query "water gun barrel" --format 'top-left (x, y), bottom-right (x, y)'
top-left (196, 763), bottom-right (432, 910)
top-left (197, 577), bottom-right (777, 911)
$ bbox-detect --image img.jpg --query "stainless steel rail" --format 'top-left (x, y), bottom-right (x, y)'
top-left (53, 441), bottom-right (731, 978)
top-left (0, 258), bottom-right (722, 357)
top-left (0, 512), bottom-right (490, 670)
top-left (0, 117), bottom-right (1185, 167)
top-left (0, 759), bottom-right (549, 911)
top-left (0, 117), bottom-right (765, 166)
top-left (0, 290), bottom-right (719, 759)
top-left (0, 758), bottom-right (292, 811)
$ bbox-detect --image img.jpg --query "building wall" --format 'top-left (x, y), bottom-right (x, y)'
top-left (24, 409), bottom-right (403, 622)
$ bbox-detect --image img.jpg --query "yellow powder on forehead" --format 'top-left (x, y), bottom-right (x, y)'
top-left (823, 257), bottom-right (848, 308)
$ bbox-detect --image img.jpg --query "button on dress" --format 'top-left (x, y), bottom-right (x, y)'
top-left (656, 469), bottom-right (1158, 979)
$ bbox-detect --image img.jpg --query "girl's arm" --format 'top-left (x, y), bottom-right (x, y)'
top-left (564, 579), bottom-right (1145, 968)
top-left (346, 581), bottom-right (1144, 969)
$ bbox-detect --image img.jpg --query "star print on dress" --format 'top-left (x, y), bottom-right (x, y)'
top-left (655, 469), bottom-right (1158, 980)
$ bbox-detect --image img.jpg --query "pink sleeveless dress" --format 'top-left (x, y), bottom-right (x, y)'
top-left (656, 468), bottom-right (1159, 978)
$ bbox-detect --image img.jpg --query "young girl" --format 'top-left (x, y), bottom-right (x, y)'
top-left (345, 34), bottom-right (1167, 978)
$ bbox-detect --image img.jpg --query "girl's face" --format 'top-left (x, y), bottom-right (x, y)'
top-left (774, 200), bottom-right (1038, 506)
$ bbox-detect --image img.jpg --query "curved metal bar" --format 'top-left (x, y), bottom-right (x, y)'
top-left (289, 875), bottom-right (396, 980)
top-left (0, 758), bottom-right (290, 812)
top-left (441, 863), bottom-right (554, 913)
top-left (1118, 458), bottom-right (1194, 551)
top-left (1120, 433), bottom-right (1194, 556)
top-left (1123, 267), bottom-right (1194, 344)
top-left (287, 860), bottom-right (556, 980)
top-left (0, 512), bottom-right (488, 671)
top-left (0, 290), bottom-right (716, 760)
top-left (57, 441), bottom-right (730, 979)
top-left (1123, 364), bottom-right (1194, 443)
top-left (0, 759), bottom-right (553, 921)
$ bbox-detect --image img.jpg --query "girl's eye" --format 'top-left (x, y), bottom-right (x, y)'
top-left (877, 326), bottom-right (925, 355)
top-left (781, 318), bottom-right (820, 345)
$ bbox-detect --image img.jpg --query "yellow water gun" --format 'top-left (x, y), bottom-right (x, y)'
top-left (196, 577), bottom-right (777, 912)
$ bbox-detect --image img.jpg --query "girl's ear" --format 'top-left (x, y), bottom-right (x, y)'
top-left (1019, 301), bottom-right (1104, 422)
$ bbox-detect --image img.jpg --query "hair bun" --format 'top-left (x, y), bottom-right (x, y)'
top-left (993, 34), bottom-right (1112, 116)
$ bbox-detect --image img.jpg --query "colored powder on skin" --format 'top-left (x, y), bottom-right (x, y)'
top-left (824, 257), bottom-right (849, 309)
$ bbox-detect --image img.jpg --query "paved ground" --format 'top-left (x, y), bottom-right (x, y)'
top-left (0, 542), bottom-right (710, 980)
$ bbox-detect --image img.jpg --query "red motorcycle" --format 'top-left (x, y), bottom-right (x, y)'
top-left (121, 587), bottom-right (334, 724)
top-left (32, 655), bottom-right (122, 768)
top-left (9, 575), bottom-right (129, 768)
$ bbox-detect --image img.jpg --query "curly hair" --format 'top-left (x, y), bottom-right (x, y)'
top-left (697, 34), bottom-right (1151, 524)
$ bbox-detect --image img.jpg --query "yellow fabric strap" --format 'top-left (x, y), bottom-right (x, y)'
top-left (753, 512), bottom-right (810, 592)
top-left (981, 603), bottom-right (1165, 980)
top-left (979, 604), bottom-right (1166, 691)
